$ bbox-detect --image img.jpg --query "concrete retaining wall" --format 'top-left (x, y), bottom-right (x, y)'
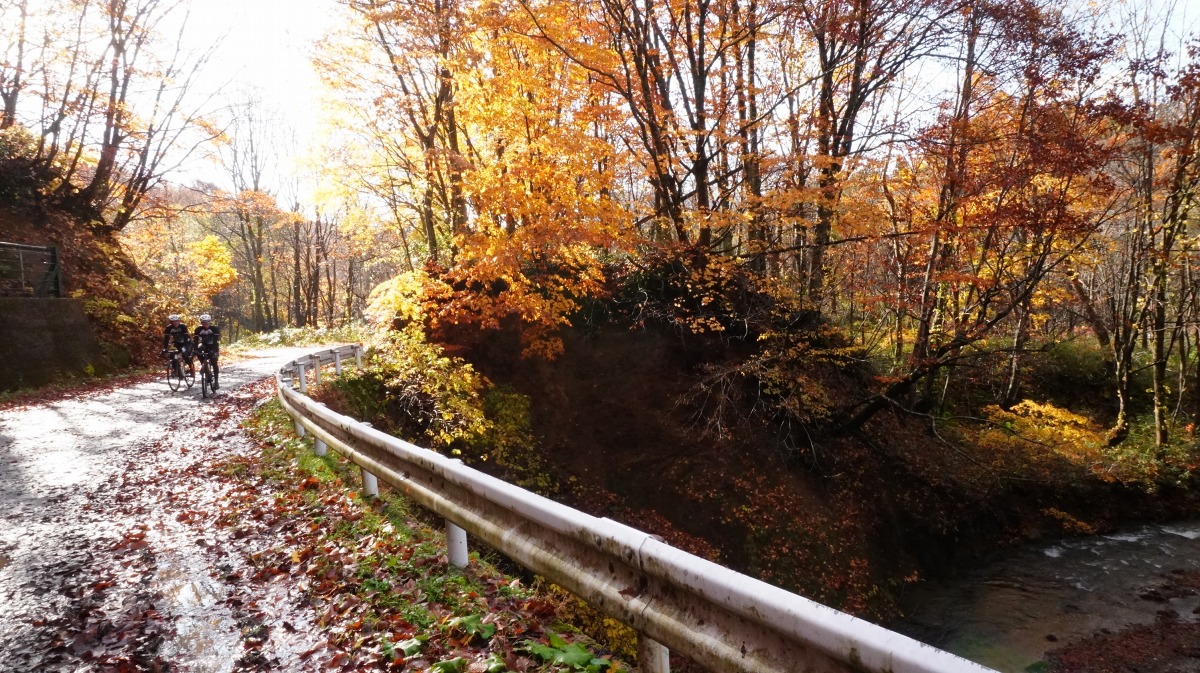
top-left (0, 297), bottom-right (105, 391)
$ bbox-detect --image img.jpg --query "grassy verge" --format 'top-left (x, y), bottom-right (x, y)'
top-left (227, 325), bottom-right (370, 352)
top-left (235, 396), bottom-right (631, 672)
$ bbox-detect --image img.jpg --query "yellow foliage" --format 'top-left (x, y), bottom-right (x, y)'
top-left (365, 269), bottom-right (451, 327)
top-left (186, 235), bottom-right (238, 300)
top-left (120, 216), bottom-right (236, 316)
top-left (540, 584), bottom-right (638, 662)
top-left (1041, 508), bottom-right (1097, 535)
top-left (978, 400), bottom-right (1107, 477)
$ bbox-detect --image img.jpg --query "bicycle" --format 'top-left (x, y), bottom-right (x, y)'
top-left (196, 349), bottom-right (216, 398)
top-left (164, 348), bottom-right (195, 392)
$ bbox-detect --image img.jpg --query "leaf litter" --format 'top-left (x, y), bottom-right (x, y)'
top-left (0, 353), bottom-right (630, 673)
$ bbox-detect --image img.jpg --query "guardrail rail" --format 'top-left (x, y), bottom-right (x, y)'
top-left (276, 345), bottom-right (998, 673)
top-left (0, 241), bottom-right (63, 298)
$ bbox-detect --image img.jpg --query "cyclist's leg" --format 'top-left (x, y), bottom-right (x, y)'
top-left (211, 351), bottom-right (220, 389)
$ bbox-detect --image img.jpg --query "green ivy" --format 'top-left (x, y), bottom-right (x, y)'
top-left (520, 632), bottom-right (625, 673)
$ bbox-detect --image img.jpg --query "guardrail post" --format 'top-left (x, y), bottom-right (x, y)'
top-left (354, 345), bottom-right (362, 369)
top-left (637, 635), bottom-right (670, 673)
top-left (359, 421), bottom-right (379, 497)
top-left (334, 351), bottom-right (342, 376)
top-left (294, 419), bottom-right (306, 437)
top-left (313, 437), bottom-right (327, 456)
top-left (447, 521), bottom-right (468, 568)
top-left (444, 458), bottom-right (471, 568)
top-left (361, 468), bottom-right (379, 497)
top-left (45, 246), bottom-right (62, 297)
top-left (311, 355), bottom-right (322, 385)
top-left (296, 362), bottom-right (307, 394)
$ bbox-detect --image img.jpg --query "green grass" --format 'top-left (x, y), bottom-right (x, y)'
top-left (235, 397), bottom-right (630, 671)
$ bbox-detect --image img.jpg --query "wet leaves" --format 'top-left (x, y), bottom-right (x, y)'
top-left (224, 396), bottom-right (632, 672)
top-left (0, 370), bottom-right (162, 412)
top-left (3, 364), bottom-right (626, 673)
top-left (1, 372), bottom-right (306, 672)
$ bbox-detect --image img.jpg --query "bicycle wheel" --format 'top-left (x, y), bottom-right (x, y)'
top-left (201, 362), bottom-right (211, 399)
top-left (167, 358), bottom-right (182, 392)
top-left (183, 358), bottom-right (195, 388)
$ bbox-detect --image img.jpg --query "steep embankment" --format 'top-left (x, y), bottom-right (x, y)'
top-left (443, 315), bottom-right (1199, 623)
top-left (0, 202), bottom-right (161, 373)
top-left (322, 253), bottom-right (1200, 625)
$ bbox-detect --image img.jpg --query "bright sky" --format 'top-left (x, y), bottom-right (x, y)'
top-left (162, 0), bottom-right (1200, 199)
top-left (173, 0), bottom-right (342, 193)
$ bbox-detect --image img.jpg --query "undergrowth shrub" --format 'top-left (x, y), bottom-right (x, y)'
top-left (322, 327), bottom-right (490, 449)
top-left (469, 386), bottom-right (557, 495)
top-left (974, 399), bottom-right (1200, 490)
top-left (536, 586), bottom-right (638, 665)
top-left (0, 126), bottom-right (49, 204)
top-left (1099, 416), bottom-right (1200, 490)
top-left (977, 400), bottom-right (1106, 481)
top-left (1018, 339), bottom-right (1134, 419)
top-left (319, 329), bottom-right (556, 494)
top-left (610, 249), bottom-right (862, 446)
top-left (228, 323), bottom-right (369, 351)
top-left (609, 248), bottom-right (779, 339)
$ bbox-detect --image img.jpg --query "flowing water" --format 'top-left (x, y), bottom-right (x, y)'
top-left (894, 521), bottom-right (1200, 672)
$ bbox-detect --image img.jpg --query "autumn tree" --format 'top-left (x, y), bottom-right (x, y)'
top-left (779, 0), bottom-right (964, 301)
top-left (1067, 12), bottom-right (1200, 447)
top-left (0, 0), bottom-right (30, 129)
top-left (320, 0), bottom-right (635, 354)
top-left (518, 0), bottom-right (789, 249)
top-left (323, 0), bottom-right (472, 264)
top-left (121, 193), bottom-right (238, 316)
top-left (834, 0), bottom-right (1120, 429)
top-left (301, 0), bottom-right (1200, 465)
top-left (0, 0), bottom-right (215, 230)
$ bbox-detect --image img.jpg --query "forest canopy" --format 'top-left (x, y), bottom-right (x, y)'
top-left (3, 0), bottom-right (1200, 448)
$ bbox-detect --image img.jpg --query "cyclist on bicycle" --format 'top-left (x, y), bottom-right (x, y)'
top-left (193, 314), bottom-right (221, 390)
top-left (162, 314), bottom-right (193, 374)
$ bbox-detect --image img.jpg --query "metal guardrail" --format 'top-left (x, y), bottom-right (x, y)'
top-left (276, 346), bottom-right (998, 673)
top-left (0, 242), bottom-right (63, 298)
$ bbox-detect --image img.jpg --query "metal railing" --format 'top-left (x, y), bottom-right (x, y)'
top-left (0, 242), bottom-right (63, 298)
top-left (276, 346), bottom-right (997, 673)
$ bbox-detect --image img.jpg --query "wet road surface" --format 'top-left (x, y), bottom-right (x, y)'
top-left (0, 348), bottom-right (320, 672)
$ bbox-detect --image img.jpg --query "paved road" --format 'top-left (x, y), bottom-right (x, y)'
top-left (0, 348), bottom-right (321, 672)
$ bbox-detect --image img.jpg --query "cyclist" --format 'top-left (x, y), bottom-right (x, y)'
top-left (162, 314), bottom-right (193, 375)
top-left (193, 314), bottom-right (221, 390)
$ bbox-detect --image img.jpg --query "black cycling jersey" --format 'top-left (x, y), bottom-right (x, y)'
top-left (163, 323), bottom-right (190, 349)
top-left (194, 324), bottom-right (220, 353)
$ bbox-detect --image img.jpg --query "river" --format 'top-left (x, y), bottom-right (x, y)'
top-left (894, 521), bottom-right (1200, 672)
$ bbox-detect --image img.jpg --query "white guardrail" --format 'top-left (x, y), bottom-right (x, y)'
top-left (276, 346), bottom-right (998, 673)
